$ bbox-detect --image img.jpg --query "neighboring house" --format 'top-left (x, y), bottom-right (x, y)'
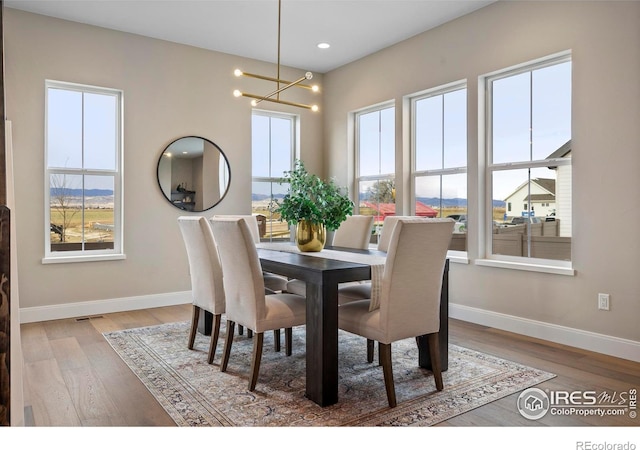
top-left (504, 177), bottom-right (556, 219)
top-left (547, 140), bottom-right (572, 237)
top-left (503, 140), bottom-right (572, 237)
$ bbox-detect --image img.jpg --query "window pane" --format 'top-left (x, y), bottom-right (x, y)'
top-left (532, 62), bottom-right (572, 160)
top-left (251, 114), bottom-right (270, 178)
top-left (84, 92), bottom-right (117, 170)
top-left (443, 89), bottom-right (467, 168)
top-left (49, 173), bottom-right (82, 251)
top-left (492, 72), bottom-right (531, 164)
top-left (270, 117), bottom-right (292, 178)
top-left (252, 181), bottom-right (290, 241)
top-left (47, 88), bottom-right (82, 168)
top-left (358, 178), bottom-right (395, 243)
top-left (379, 107), bottom-right (395, 175)
top-left (415, 173), bottom-right (467, 250)
top-left (83, 175), bottom-right (115, 249)
top-left (358, 111), bottom-right (381, 176)
top-left (492, 166), bottom-right (570, 260)
top-left (415, 96), bottom-right (443, 171)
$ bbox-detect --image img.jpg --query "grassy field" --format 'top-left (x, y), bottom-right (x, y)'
top-left (50, 207), bottom-right (114, 243)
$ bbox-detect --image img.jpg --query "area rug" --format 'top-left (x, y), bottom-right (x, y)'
top-left (103, 321), bottom-right (555, 426)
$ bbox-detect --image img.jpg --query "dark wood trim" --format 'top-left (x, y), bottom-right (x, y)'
top-left (0, 0), bottom-right (10, 427)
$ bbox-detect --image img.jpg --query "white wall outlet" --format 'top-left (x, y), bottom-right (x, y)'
top-left (598, 293), bottom-right (610, 311)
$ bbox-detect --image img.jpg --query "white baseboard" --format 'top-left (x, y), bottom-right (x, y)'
top-left (19, 293), bottom-right (639, 363)
top-left (450, 303), bottom-right (640, 363)
top-left (19, 291), bottom-right (192, 324)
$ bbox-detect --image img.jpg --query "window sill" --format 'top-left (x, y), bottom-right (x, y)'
top-left (42, 253), bottom-right (126, 264)
top-left (447, 254), bottom-right (469, 265)
top-left (475, 258), bottom-right (575, 276)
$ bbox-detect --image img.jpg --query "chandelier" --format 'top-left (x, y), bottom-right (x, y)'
top-left (233, 0), bottom-right (319, 111)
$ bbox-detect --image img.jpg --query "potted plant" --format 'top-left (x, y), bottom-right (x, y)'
top-left (276, 160), bottom-right (354, 251)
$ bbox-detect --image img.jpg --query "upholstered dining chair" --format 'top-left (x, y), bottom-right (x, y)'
top-left (209, 216), bottom-right (307, 391)
top-left (177, 216), bottom-right (225, 364)
top-left (213, 214), bottom-right (290, 347)
top-left (337, 218), bottom-right (454, 407)
top-left (285, 215), bottom-right (374, 297)
top-left (212, 214), bottom-right (289, 293)
top-left (335, 215), bottom-right (413, 309)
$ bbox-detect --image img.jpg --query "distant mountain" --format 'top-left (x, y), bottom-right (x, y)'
top-left (251, 193), bottom-right (286, 201)
top-left (416, 197), bottom-right (506, 208)
top-left (50, 188), bottom-right (113, 197)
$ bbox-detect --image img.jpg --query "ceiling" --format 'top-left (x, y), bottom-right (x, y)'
top-left (5, 0), bottom-right (495, 74)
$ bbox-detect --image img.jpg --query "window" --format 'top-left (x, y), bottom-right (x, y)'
top-left (45, 81), bottom-right (123, 262)
top-left (486, 54), bottom-right (572, 265)
top-left (251, 110), bottom-right (297, 241)
top-left (411, 83), bottom-right (467, 252)
top-left (355, 104), bottom-right (395, 242)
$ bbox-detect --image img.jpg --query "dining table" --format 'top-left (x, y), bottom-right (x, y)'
top-left (260, 242), bottom-right (450, 407)
top-left (201, 242), bottom-right (449, 407)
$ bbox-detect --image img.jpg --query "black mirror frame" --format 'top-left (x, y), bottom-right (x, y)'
top-left (156, 136), bottom-right (231, 212)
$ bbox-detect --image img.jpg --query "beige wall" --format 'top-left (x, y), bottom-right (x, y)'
top-left (323, 1), bottom-right (640, 344)
top-left (4, 8), bottom-right (323, 310)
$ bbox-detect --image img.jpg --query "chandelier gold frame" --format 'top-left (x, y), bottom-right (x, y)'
top-left (233, 0), bottom-right (319, 111)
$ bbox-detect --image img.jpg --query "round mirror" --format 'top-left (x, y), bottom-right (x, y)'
top-left (157, 136), bottom-right (231, 212)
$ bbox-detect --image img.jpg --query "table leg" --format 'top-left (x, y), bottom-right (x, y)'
top-left (419, 259), bottom-right (449, 371)
top-left (304, 275), bottom-right (339, 406)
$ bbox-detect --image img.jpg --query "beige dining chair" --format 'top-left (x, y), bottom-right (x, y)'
top-left (337, 218), bottom-right (454, 407)
top-left (285, 214), bottom-right (374, 297)
top-left (209, 216), bottom-right (307, 391)
top-left (177, 216), bottom-right (225, 364)
top-left (212, 214), bottom-right (289, 293)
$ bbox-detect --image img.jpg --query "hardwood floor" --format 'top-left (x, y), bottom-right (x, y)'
top-left (19, 304), bottom-right (640, 427)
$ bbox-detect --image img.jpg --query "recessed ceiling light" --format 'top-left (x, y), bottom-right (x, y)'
top-left (317, 42), bottom-right (330, 49)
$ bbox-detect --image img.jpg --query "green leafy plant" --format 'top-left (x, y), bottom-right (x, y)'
top-left (276, 160), bottom-right (354, 231)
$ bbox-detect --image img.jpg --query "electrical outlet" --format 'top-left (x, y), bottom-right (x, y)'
top-left (598, 293), bottom-right (610, 311)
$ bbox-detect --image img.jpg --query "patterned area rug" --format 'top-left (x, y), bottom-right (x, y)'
top-left (103, 321), bottom-right (555, 426)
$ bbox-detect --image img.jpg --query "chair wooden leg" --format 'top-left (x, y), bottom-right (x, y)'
top-left (207, 314), bottom-right (222, 364)
top-left (238, 325), bottom-right (244, 335)
top-left (366, 339), bottom-right (375, 363)
top-left (274, 329), bottom-right (281, 352)
top-left (285, 328), bottom-right (292, 356)
top-left (220, 320), bottom-right (235, 372)
top-left (427, 332), bottom-right (444, 391)
top-left (379, 343), bottom-right (396, 407)
top-left (247, 329), bottom-right (253, 338)
top-left (249, 332), bottom-right (264, 391)
top-left (188, 305), bottom-right (200, 350)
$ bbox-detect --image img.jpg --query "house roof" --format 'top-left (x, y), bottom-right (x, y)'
top-left (503, 178), bottom-right (556, 202)
top-left (361, 201), bottom-right (438, 218)
top-left (525, 193), bottom-right (555, 202)
top-left (546, 140), bottom-right (572, 159)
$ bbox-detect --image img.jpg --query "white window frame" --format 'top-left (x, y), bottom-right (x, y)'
top-left (477, 52), bottom-right (574, 275)
top-left (251, 109), bottom-right (299, 241)
top-left (409, 80), bottom-right (468, 262)
top-left (43, 80), bottom-right (125, 264)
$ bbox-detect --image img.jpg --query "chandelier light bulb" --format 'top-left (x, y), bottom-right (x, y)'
top-left (233, 90), bottom-right (242, 97)
top-left (234, 69), bottom-right (243, 77)
top-left (311, 85), bottom-right (319, 92)
top-left (311, 105), bottom-right (319, 112)
top-left (251, 99), bottom-right (258, 107)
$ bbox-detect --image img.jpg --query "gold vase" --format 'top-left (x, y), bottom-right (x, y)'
top-left (296, 220), bottom-right (326, 252)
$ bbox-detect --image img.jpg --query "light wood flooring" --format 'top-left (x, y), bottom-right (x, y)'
top-left (19, 304), bottom-right (640, 427)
